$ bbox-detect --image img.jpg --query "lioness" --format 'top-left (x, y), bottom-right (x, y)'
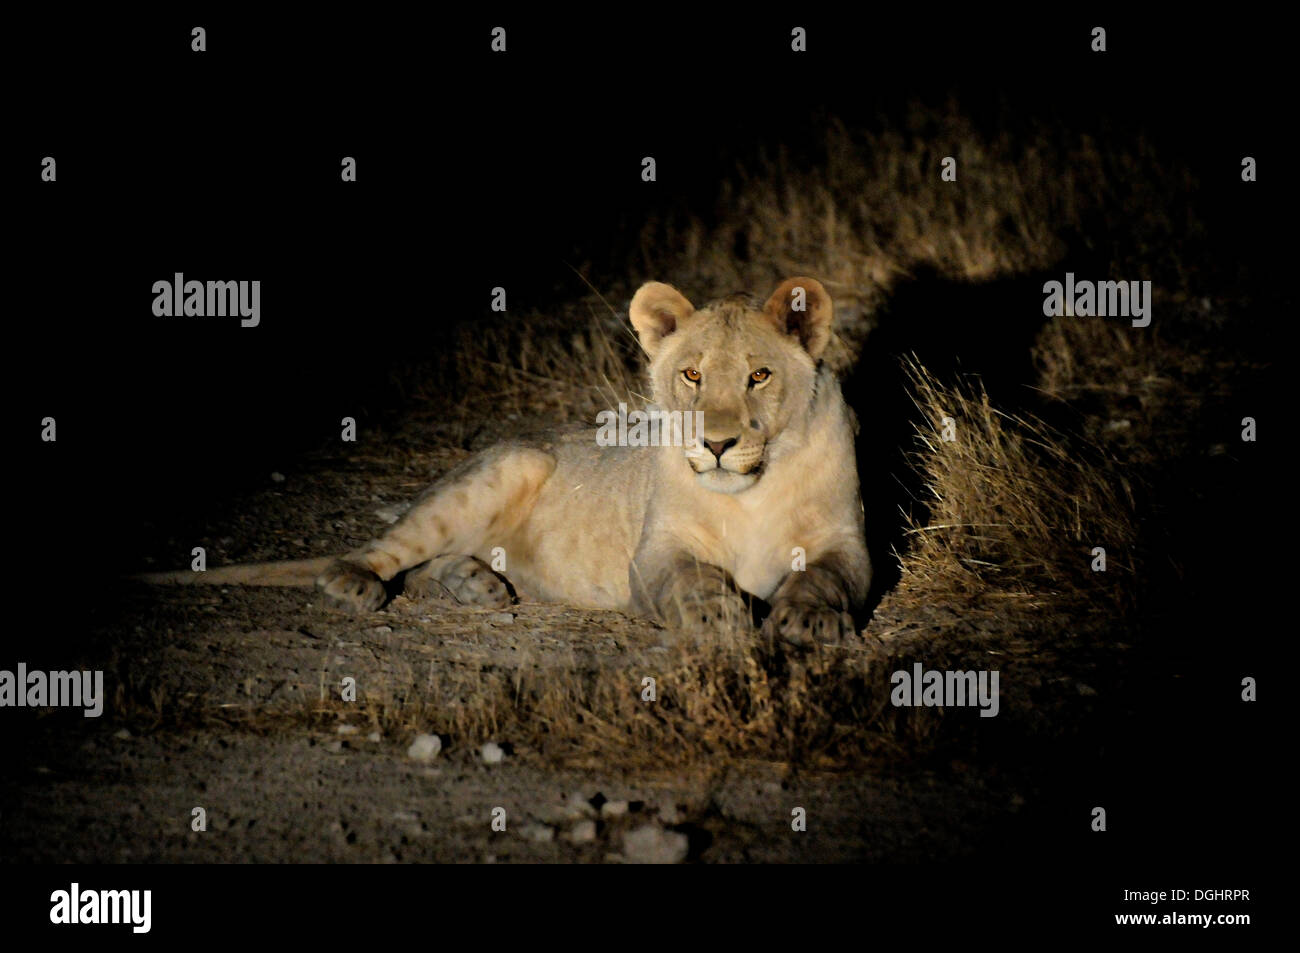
top-left (142, 277), bottom-right (871, 645)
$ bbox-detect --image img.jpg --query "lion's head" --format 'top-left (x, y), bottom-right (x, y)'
top-left (629, 276), bottom-right (834, 494)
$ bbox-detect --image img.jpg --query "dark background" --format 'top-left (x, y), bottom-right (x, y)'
top-left (7, 9), bottom-right (1286, 895)
top-left (11, 13), bottom-right (1284, 542)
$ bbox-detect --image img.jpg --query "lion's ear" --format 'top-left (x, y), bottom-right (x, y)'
top-left (630, 282), bottom-right (695, 357)
top-left (763, 277), bottom-right (833, 359)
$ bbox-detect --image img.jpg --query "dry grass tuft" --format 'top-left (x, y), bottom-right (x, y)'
top-left (898, 358), bottom-right (1139, 611)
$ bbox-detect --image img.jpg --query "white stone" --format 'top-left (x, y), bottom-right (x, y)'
top-left (600, 800), bottom-right (629, 818)
top-left (565, 819), bottom-right (598, 843)
top-left (520, 823), bottom-right (555, 843)
top-left (623, 825), bottom-right (688, 864)
top-left (407, 733), bottom-right (442, 761)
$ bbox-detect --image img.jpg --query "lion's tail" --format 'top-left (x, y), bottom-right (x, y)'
top-left (132, 556), bottom-right (339, 588)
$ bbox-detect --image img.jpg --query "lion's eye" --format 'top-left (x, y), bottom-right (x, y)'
top-left (750, 368), bottom-right (771, 384)
top-left (683, 368), bottom-right (701, 383)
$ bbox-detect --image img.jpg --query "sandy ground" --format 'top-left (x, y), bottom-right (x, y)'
top-left (1, 431), bottom-right (1077, 863)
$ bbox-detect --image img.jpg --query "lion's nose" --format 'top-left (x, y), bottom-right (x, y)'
top-left (704, 437), bottom-right (737, 461)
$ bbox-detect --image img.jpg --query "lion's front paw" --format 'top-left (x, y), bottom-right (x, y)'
top-left (668, 589), bottom-right (752, 635)
top-left (762, 601), bottom-right (857, 648)
top-left (316, 559), bottom-right (387, 612)
top-left (404, 555), bottom-right (513, 609)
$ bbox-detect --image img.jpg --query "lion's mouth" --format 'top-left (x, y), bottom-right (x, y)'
top-left (691, 456), bottom-right (764, 493)
top-left (688, 447), bottom-right (765, 477)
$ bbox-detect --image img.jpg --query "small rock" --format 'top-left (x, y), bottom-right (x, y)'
top-left (1077, 683), bottom-right (1097, 696)
top-left (114, 729), bottom-right (132, 741)
top-left (551, 791), bottom-right (593, 821)
top-left (481, 742), bottom-right (505, 764)
top-left (565, 819), bottom-right (598, 844)
top-left (519, 823), bottom-right (555, 843)
top-left (622, 825), bottom-right (689, 864)
top-left (336, 724), bottom-right (360, 735)
top-left (407, 734), bottom-right (442, 762)
top-left (369, 625), bottom-right (393, 635)
top-left (325, 740), bottom-right (344, 753)
top-left (374, 502), bottom-right (411, 524)
top-left (367, 731), bottom-right (382, 743)
top-left (270, 472), bottom-right (286, 483)
top-left (600, 800), bottom-right (629, 819)
top-left (487, 612), bottom-right (515, 625)
top-left (654, 804), bottom-right (680, 824)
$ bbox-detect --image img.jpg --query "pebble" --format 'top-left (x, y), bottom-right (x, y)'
top-left (558, 792), bottom-right (595, 820)
top-left (336, 724), bottom-right (360, 735)
top-left (519, 823), bottom-right (555, 843)
top-left (487, 612), bottom-right (515, 625)
top-left (407, 734), bottom-right (442, 762)
top-left (114, 728), bottom-right (132, 740)
top-left (600, 800), bottom-right (629, 818)
top-left (565, 819), bottom-right (598, 844)
top-left (374, 502), bottom-right (411, 524)
top-left (622, 825), bottom-right (689, 864)
top-left (270, 472), bottom-right (286, 483)
top-left (481, 742), bottom-right (505, 764)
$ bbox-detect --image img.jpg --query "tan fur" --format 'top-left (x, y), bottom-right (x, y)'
top-left (138, 277), bottom-right (871, 646)
top-left (136, 557), bottom-right (336, 587)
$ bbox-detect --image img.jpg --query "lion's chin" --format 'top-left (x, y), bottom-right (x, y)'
top-left (696, 468), bottom-right (759, 494)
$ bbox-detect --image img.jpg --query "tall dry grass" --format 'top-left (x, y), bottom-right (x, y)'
top-left (898, 359), bottom-right (1139, 611)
